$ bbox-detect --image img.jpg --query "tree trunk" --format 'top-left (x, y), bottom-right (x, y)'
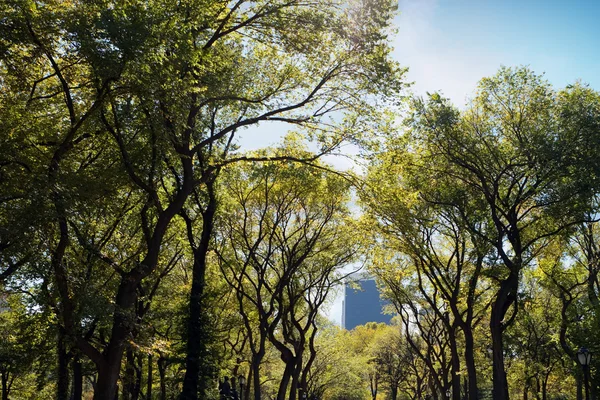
top-left (276, 352), bottom-right (295, 400)
top-left (94, 277), bottom-right (140, 400)
top-left (542, 374), bottom-right (549, 400)
top-left (158, 357), bottom-right (167, 400)
top-left (147, 354), bottom-right (153, 400)
top-left (449, 330), bottom-right (461, 400)
top-left (1, 371), bottom-right (9, 400)
top-left (289, 356), bottom-right (303, 400)
top-left (415, 375), bottom-right (424, 400)
top-left (134, 353), bottom-right (142, 400)
top-left (490, 271), bottom-right (518, 400)
top-left (252, 357), bottom-right (262, 400)
top-left (391, 385), bottom-right (398, 400)
top-left (463, 328), bottom-right (478, 400)
top-left (58, 332), bottom-right (71, 400)
top-left (300, 327), bottom-right (318, 396)
top-left (95, 356), bottom-right (123, 400)
top-left (181, 181), bottom-right (217, 400)
top-left (73, 356), bottom-right (83, 400)
top-left (490, 315), bottom-right (508, 400)
top-left (370, 372), bottom-right (378, 400)
top-left (124, 349), bottom-right (135, 400)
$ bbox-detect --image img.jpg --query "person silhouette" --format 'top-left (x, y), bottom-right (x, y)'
top-left (220, 376), bottom-right (232, 399)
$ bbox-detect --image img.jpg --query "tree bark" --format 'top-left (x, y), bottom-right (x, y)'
top-left (490, 312), bottom-right (509, 400)
top-left (158, 357), bottom-right (167, 400)
top-left (448, 330), bottom-right (461, 400)
top-left (73, 356), bottom-right (83, 400)
top-left (542, 373), bottom-right (549, 400)
top-left (463, 327), bottom-right (478, 400)
top-left (289, 357), bottom-right (303, 400)
top-left (95, 278), bottom-right (139, 400)
top-left (96, 360), bottom-right (122, 400)
top-left (276, 360), bottom-right (294, 400)
top-left (1, 371), bottom-right (9, 400)
top-left (124, 349), bottom-right (135, 400)
top-left (58, 332), bottom-right (71, 400)
top-left (490, 271), bottom-right (518, 400)
top-left (252, 356), bottom-right (262, 400)
top-left (181, 180), bottom-right (218, 400)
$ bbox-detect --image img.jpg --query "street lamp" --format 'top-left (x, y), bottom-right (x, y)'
top-left (238, 375), bottom-right (246, 400)
top-left (577, 347), bottom-right (592, 400)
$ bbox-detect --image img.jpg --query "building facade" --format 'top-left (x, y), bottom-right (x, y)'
top-left (342, 279), bottom-right (392, 330)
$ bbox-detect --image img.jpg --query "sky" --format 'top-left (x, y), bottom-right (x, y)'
top-left (394, 0), bottom-right (600, 106)
top-left (239, 0), bottom-right (600, 326)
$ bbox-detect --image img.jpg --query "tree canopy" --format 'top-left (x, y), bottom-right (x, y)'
top-left (2, 2), bottom-right (600, 400)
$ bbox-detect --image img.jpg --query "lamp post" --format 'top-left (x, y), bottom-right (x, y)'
top-left (238, 375), bottom-right (246, 400)
top-left (577, 347), bottom-right (592, 400)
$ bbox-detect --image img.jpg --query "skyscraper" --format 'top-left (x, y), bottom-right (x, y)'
top-left (342, 279), bottom-right (392, 330)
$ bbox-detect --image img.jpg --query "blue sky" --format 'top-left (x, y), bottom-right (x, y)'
top-left (394, 0), bottom-right (600, 106)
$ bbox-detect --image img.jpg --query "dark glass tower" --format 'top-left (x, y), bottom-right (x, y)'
top-left (342, 279), bottom-right (392, 330)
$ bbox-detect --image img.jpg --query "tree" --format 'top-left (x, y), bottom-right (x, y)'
top-left (384, 67), bottom-right (600, 400)
top-left (1, 1), bottom-right (404, 399)
top-left (363, 163), bottom-right (494, 400)
top-left (302, 325), bottom-right (368, 400)
top-left (216, 154), bottom-right (357, 400)
top-left (0, 291), bottom-right (53, 400)
top-left (371, 324), bottom-right (410, 400)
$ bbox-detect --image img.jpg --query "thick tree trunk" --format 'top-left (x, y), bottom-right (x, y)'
top-left (490, 271), bottom-right (518, 400)
top-left (96, 361), bottom-right (122, 400)
top-left (94, 278), bottom-right (140, 400)
top-left (276, 354), bottom-right (295, 400)
top-left (463, 328), bottom-right (478, 400)
top-left (449, 331), bottom-right (461, 400)
top-left (490, 314), bottom-right (508, 400)
top-left (58, 332), bottom-right (71, 400)
top-left (181, 182), bottom-right (217, 400)
top-left (252, 357), bottom-right (262, 400)
top-left (289, 356), bottom-right (303, 400)
top-left (72, 356), bottom-right (83, 400)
